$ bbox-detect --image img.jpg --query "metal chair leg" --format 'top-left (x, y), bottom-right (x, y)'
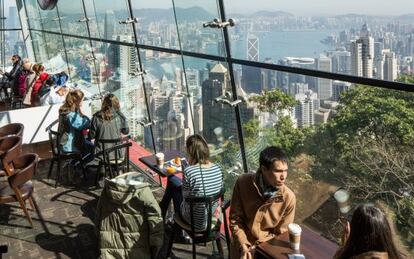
top-left (55, 159), bottom-right (62, 188)
top-left (216, 237), bottom-right (224, 258)
top-left (166, 223), bottom-right (177, 258)
top-left (192, 238), bottom-right (196, 259)
top-left (47, 159), bottom-right (55, 179)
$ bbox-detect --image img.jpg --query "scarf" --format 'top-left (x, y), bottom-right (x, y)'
top-left (256, 170), bottom-right (279, 199)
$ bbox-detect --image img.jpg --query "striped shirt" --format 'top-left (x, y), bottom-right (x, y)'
top-left (180, 163), bottom-right (223, 231)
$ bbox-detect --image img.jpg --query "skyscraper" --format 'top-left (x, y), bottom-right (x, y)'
top-left (247, 34), bottom-right (259, 61)
top-left (104, 10), bottom-right (115, 41)
top-left (294, 90), bottom-right (319, 128)
top-left (242, 34), bottom-right (261, 93)
top-left (351, 39), bottom-right (363, 77)
top-left (317, 56), bottom-right (332, 100)
top-left (382, 50), bottom-right (398, 81)
top-left (360, 24), bottom-right (374, 78)
top-left (332, 81), bottom-right (352, 101)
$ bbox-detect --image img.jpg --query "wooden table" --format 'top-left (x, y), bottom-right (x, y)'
top-left (139, 150), bottom-right (185, 177)
top-left (255, 226), bottom-right (338, 259)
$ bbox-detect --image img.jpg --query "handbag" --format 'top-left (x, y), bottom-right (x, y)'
top-left (23, 75), bottom-right (38, 106)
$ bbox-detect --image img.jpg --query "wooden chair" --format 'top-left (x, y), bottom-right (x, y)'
top-left (46, 120), bottom-right (87, 188)
top-left (0, 153), bottom-right (39, 227)
top-left (0, 123), bottom-right (24, 139)
top-left (0, 136), bottom-right (22, 177)
top-left (165, 190), bottom-right (226, 259)
top-left (94, 137), bottom-right (131, 184)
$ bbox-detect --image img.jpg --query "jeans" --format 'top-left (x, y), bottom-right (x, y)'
top-left (159, 175), bottom-right (183, 219)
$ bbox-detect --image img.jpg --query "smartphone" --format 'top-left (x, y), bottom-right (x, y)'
top-left (181, 158), bottom-right (189, 170)
top-left (288, 254), bottom-right (305, 259)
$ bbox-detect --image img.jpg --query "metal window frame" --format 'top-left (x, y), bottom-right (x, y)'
top-left (21, 1), bottom-right (414, 174)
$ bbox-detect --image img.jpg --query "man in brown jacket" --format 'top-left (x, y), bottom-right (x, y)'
top-left (229, 146), bottom-right (296, 259)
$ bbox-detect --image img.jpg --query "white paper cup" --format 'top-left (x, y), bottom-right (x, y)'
top-left (155, 153), bottom-right (165, 169)
top-left (334, 189), bottom-right (351, 214)
top-left (288, 223), bottom-right (302, 251)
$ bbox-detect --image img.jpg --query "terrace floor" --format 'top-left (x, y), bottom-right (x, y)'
top-left (0, 143), bottom-right (228, 259)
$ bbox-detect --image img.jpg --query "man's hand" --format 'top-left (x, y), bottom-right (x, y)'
top-left (241, 244), bottom-right (256, 259)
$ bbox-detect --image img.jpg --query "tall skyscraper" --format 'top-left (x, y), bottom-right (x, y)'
top-left (202, 63), bottom-right (254, 143)
top-left (7, 7), bottom-right (19, 45)
top-left (360, 24), bottom-right (374, 78)
top-left (242, 34), bottom-right (261, 93)
top-left (383, 50), bottom-right (398, 81)
top-left (104, 10), bottom-right (115, 41)
top-left (351, 40), bottom-right (363, 77)
top-left (331, 49), bottom-right (351, 75)
top-left (317, 56), bottom-right (332, 100)
top-left (118, 35), bottom-right (138, 76)
top-left (247, 34), bottom-right (259, 61)
top-left (294, 90), bottom-right (319, 128)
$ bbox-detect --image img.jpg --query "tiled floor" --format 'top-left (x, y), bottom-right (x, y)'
top-left (0, 157), bottom-right (228, 259)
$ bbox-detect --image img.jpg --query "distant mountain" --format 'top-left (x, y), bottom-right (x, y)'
top-left (127, 6), bottom-right (213, 22)
top-left (398, 13), bottom-right (414, 19)
top-left (250, 11), bottom-right (294, 18)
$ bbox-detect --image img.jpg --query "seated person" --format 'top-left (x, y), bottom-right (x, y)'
top-left (88, 93), bottom-right (129, 156)
top-left (58, 89), bottom-right (93, 157)
top-left (334, 203), bottom-right (403, 259)
top-left (229, 146), bottom-right (296, 259)
top-left (0, 55), bottom-right (22, 99)
top-left (159, 134), bottom-right (223, 231)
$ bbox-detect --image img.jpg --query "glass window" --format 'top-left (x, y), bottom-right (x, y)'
top-left (224, 0), bottom-right (414, 83)
top-left (130, 0), bottom-right (180, 50)
top-left (56, 0), bottom-right (89, 37)
top-left (182, 55), bottom-right (243, 199)
top-left (30, 30), bottom-right (49, 63)
top-left (84, 0), bottom-right (133, 42)
top-left (172, 0), bottom-right (226, 56)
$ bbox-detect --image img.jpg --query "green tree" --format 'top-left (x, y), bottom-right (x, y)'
top-left (306, 81), bottom-right (414, 252)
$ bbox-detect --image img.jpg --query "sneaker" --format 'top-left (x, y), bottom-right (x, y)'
top-left (174, 230), bottom-right (191, 244)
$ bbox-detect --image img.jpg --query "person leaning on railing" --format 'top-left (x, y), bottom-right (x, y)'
top-left (334, 203), bottom-right (405, 259)
top-left (229, 146), bottom-right (296, 259)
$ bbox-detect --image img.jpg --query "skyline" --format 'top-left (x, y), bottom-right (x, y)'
top-left (3, 1), bottom-right (414, 18)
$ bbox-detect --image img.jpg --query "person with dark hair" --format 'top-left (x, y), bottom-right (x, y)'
top-left (159, 134), bottom-right (223, 230)
top-left (88, 93), bottom-right (129, 156)
top-left (334, 203), bottom-right (403, 259)
top-left (229, 146), bottom-right (296, 259)
top-left (0, 55), bottom-right (22, 99)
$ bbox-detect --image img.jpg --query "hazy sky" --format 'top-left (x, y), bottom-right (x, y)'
top-left (3, 0), bottom-right (414, 16)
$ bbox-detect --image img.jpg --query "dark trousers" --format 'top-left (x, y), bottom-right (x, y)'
top-left (159, 175), bottom-right (183, 219)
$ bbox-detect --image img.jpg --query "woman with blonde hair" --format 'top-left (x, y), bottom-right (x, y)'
top-left (58, 89), bottom-right (92, 155)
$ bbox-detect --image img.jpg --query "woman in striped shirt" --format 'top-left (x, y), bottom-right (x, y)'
top-left (159, 134), bottom-right (223, 231)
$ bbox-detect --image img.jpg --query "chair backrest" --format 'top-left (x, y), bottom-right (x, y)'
top-left (45, 119), bottom-right (60, 157)
top-left (0, 123), bottom-right (24, 139)
top-left (0, 136), bottom-right (22, 176)
top-left (186, 189), bottom-right (225, 240)
top-left (8, 153), bottom-right (38, 189)
top-left (98, 138), bottom-right (132, 178)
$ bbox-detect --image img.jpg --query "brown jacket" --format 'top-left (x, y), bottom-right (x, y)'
top-left (229, 173), bottom-right (296, 258)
